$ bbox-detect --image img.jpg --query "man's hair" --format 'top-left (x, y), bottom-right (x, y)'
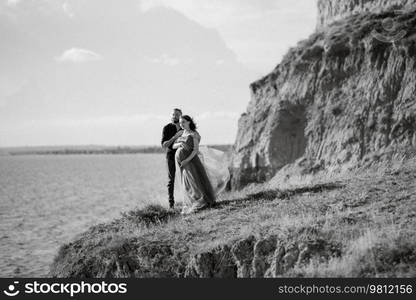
top-left (173, 108), bottom-right (182, 115)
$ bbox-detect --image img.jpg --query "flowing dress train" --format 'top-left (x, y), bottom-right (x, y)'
top-left (175, 133), bottom-right (216, 212)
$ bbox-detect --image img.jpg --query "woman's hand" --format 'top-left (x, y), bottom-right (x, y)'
top-left (174, 141), bottom-right (188, 150)
top-left (180, 159), bottom-right (189, 167)
top-left (181, 142), bottom-right (191, 151)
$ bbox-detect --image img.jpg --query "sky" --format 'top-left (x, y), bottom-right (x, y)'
top-left (0, 0), bottom-right (317, 147)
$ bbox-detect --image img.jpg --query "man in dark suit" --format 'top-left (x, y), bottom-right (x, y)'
top-left (161, 108), bottom-right (183, 208)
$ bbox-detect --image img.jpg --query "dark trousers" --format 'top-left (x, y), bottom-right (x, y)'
top-left (166, 153), bottom-right (176, 206)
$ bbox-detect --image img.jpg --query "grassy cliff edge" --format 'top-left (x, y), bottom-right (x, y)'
top-left (49, 157), bottom-right (416, 278)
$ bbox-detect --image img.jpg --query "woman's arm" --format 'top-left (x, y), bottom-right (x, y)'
top-left (181, 134), bottom-right (199, 166)
top-left (172, 142), bottom-right (182, 149)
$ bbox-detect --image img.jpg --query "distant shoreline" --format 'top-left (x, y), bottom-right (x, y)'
top-left (0, 145), bottom-right (233, 156)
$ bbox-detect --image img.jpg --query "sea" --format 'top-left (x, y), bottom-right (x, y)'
top-left (0, 154), bottom-right (182, 277)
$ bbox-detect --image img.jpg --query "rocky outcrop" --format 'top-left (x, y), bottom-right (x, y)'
top-left (230, 0), bottom-right (416, 190)
top-left (50, 227), bottom-right (416, 278)
top-left (184, 232), bottom-right (341, 278)
top-left (317, 0), bottom-right (416, 28)
top-left (49, 230), bottom-right (343, 278)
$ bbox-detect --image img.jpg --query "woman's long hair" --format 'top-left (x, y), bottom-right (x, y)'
top-left (181, 115), bottom-right (197, 131)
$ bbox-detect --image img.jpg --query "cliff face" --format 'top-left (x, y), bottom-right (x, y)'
top-left (230, 0), bottom-right (416, 190)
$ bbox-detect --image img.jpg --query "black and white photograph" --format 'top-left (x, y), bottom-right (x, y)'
top-left (0, 0), bottom-right (415, 297)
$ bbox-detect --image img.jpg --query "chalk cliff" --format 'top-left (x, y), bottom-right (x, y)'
top-left (230, 0), bottom-right (416, 190)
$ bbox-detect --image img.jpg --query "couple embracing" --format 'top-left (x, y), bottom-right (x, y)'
top-left (161, 108), bottom-right (229, 214)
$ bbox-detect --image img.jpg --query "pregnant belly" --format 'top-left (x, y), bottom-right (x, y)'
top-left (175, 147), bottom-right (190, 163)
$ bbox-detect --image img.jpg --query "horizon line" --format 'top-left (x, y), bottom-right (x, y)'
top-left (0, 143), bottom-right (234, 149)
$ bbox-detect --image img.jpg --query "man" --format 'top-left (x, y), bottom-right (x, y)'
top-left (161, 108), bottom-right (183, 209)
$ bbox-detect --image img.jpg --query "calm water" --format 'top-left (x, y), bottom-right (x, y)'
top-left (0, 154), bottom-right (183, 277)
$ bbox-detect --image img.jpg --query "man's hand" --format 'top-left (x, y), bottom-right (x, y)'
top-left (174, 130), bottom-right (184, 138)
top-left (162, 130), bottom-right (183, 149)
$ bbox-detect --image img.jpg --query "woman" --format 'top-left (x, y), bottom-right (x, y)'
top-left (173, 115), bottom-right (220, 214)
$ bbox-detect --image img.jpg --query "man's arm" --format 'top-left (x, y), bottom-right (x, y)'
top-left (163, 138), bottom-right (176, 149)
top-left (161, 126), bottom-right (169, 148)
top-left (162, 127), bottom-right (183, 149)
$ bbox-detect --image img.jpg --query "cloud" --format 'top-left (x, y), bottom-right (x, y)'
top-left (139, 0), bottom-right (294, 27)
top-left (0, 97), bottom-right (7, 108)
top-left (62, 2), bottom-right (74, 18)
top-left (62, 114), bottom-right (166, 127)
top-left (2, 114), bottom-right (169, 146)
top-left (139, 0), bottom-right (233, 27)
top-left (139, 0), bottom-right (317, 71)
top-left (6, 0), bottom-right (21, 7)
top-left (215, 59), bottom-right (225, 65)
top-left (196, 111), bottom-right (239, 120)
top-left (55, 48), bottom-right (103, 63)
top-left (13, 114), bottom-right (167, 131)
top-left (148, 54), bottom-right (192, 66)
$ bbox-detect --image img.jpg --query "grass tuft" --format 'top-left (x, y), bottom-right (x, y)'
top-left (121, 204), bottom-right (178, 226)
